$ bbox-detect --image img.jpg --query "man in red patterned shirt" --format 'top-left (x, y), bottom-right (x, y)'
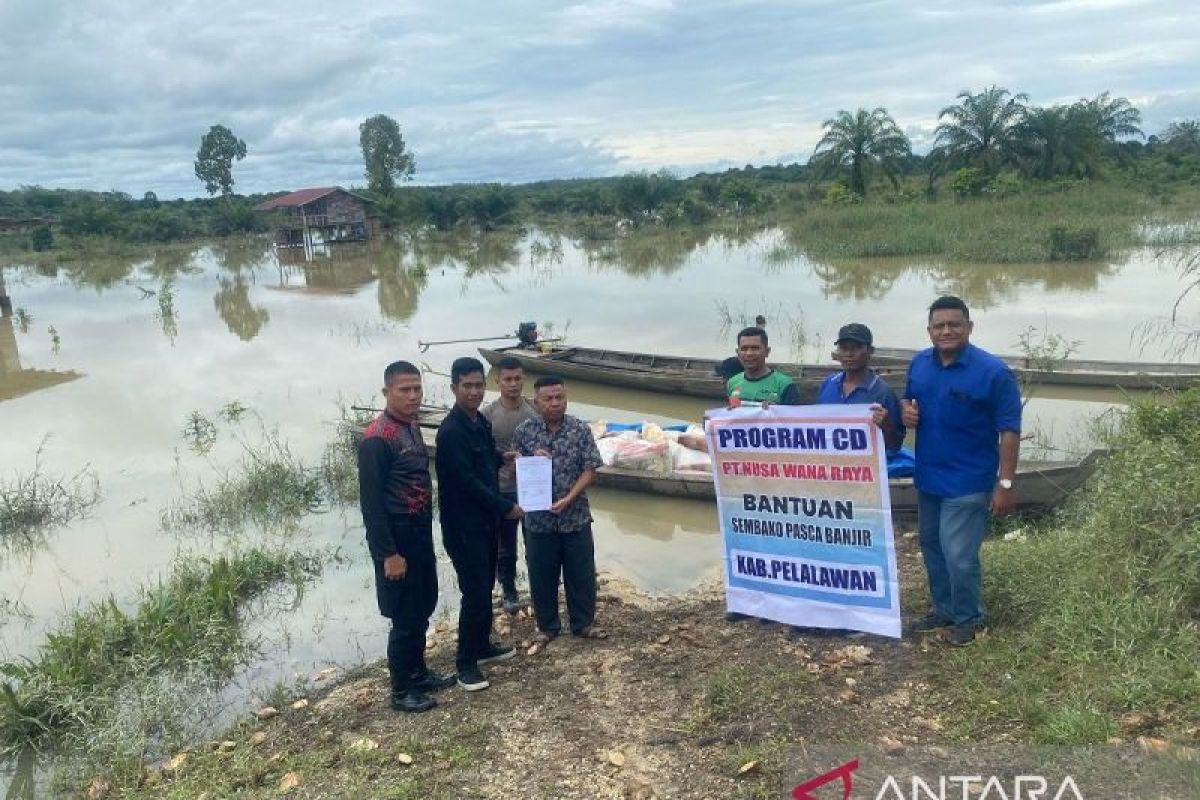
top-left (358, 360), bottom-right (454, 712)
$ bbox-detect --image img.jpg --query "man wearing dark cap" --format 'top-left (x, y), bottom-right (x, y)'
top-left (817, 323), bottom-right (904, 454)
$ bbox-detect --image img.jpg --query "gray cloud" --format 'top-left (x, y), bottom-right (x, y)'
top-left (1, 0), bottom-right (1197, 197)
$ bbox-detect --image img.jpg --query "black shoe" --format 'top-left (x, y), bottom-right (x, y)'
top-left (501, 586), bottom-right (521, 615)
top-left (911, 612), bottom-right (952, 633)
top-left (945, 623), bottom-right (979, 647)
top-left (411, 670), bottom-right (456, 692)
top-left (478, 643), bottom-right (516, 665)
top-left (391, 689), bottom-right (436, 713)
top-left (457, 667), bottom-right (490, 692)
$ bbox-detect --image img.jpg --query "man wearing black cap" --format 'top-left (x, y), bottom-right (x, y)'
top-left (817, 323), bottom-right (904, 454)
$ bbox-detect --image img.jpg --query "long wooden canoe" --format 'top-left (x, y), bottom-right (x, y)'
top-left (352, 411), bottom-right (1105, 522)
top-left (478, 345), bottom-right (907, 401)
top-left (865, 346), bottom-right (1200, 391)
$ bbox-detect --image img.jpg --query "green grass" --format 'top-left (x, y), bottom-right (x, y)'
top-left (774, 181), bottom-right (1200, 263)
top-left (0, 548), bottom-right (322, 766)
top-left (162, 432), bottom-right (325, 533)
top-left (0, 444), bottom-right (99, 546)
top-left (942, 390), bottom-right (1200, 744)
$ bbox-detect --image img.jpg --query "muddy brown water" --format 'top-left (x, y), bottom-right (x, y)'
top-left (0, 229), bottom-right (1192, 786)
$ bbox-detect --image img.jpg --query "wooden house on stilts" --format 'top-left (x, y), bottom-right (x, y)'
top-left (254, 187), bottom-right (379, 248)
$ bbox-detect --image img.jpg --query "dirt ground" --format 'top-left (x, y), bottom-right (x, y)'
top-left (113, 539), bottom-right (1199, 800)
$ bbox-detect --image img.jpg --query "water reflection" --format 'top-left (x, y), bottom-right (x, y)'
top-left (402, 230), bottom-right (522, 279)
top-left (927, 258), bottom-right (1121, 308)
top-left (210, 237), bottom-right (271, 274)
top-left (213, 275), bottom-right (270, 341)
top-left (273, 243), bottom-right (378, 293)
top-left (378, 264), bottom-right (428, 323)
top-left (0, 290), bottom-right (81, 404)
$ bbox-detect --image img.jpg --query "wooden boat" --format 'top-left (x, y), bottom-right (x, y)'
top-left (866, 347), bottom-right (1200, 391)
top-left (351, 410), bottom-right (1105, 522)
top-left (478, 345), bottom-right (907, 401)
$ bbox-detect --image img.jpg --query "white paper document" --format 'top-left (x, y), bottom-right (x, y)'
top-left (516, 456), bottom-right (553, 511)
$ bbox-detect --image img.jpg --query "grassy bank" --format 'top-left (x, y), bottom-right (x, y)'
top-left (0, 548), bottom-right (321, 776)
top-left (944, 390), bottom-right (1200, 743)
top-left (773, 182), bottom-right (1200, 263)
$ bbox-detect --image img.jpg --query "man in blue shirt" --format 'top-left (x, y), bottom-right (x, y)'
top-left (901, 296), bottom-right (1021, 646)
top-left (816, 323), bottom-right (904, 454)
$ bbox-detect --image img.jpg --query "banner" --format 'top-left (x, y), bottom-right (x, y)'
top-left (706, 405), bottom-right (901, 638)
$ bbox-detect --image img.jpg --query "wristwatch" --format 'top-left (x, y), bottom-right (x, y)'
top-left (998, 478), bottom-right (1013, 490)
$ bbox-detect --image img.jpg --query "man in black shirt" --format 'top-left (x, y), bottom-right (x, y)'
top-left (358, 360), bottom-right (454, 713)
top-left (436, 357), bottom-right (524, 692)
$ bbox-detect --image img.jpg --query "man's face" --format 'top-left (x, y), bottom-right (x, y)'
top-left (737, 335), bottom-right (769, 372)
top-left (496, 367), bottom-right (524, 401)
top-left (382, 373), bottom-right (423, 420)
top-left (927, 309), bottom-right (973, 354)
top-left (835, 340), bottom-right (872, 372)
top-left (534, 383), bottom-right (567, 424)
top-left (452, 371), bottom-right (486, 413)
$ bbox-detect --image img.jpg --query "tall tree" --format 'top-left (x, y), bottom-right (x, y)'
top-left (1016, 106), bottom-right (1085, 179)
top-left (810, 107), bottom-right (911, 197)
top-left (933, 86), bottom-right (1029, 175)
top-left (194, 125), bottom-right (247, 197)
top-left (359, 114), bottom-right (416, 196)
top-left (1162, 119), bottom-right (1200, 153)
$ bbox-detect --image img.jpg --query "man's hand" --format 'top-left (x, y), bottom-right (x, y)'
top-left (549, 496), bottom-right (571, 514)
top-left (505, 504), bottom-right (525, 520)
top-left (990, 485), bottom-right (1016, 517)
top-left (901, 398), bottom-right (919, 428)
top-left (383, 553), bottom-right (407, 580)
top-left (534, 448), bottom-right (552, 458)
top-left (870, 402), bottom-right (889, 428)
top-left (502, 450), bottom-right (519, 464)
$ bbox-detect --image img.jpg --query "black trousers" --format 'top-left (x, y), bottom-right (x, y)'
top-left (442, 521), bottom-right (499, 673)
top-left (525, 525), bottom-right (596, 636)
top-left (496, 491), bottom-right (521, 592)
top-left (373, 516), bottom-right (437, 693)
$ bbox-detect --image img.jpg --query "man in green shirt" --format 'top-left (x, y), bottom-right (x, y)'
top-left (722, 326), bottom-right (799, 625)
top-left (725, 326), bottom-right (801, 407)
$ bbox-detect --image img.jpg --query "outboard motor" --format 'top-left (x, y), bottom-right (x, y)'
top-left (516, 321), bottom-right (539, 347)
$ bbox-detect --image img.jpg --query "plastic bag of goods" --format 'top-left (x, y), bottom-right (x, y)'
top-left (669, 440), bottom-right (712, 472)
top-left (595, 436), bottom-right (624, 467)
top-left (640, 422), bottom-right (666, 443)
top-left (610, 439), bottom-right (671, 475)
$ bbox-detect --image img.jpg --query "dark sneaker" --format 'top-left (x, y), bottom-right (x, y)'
top-left (478, 644), bottom-right (516, 665)
top-left (391, 689), bottom-right (436, 713)
top-left (457, 667), bottom-right (490, 692)
top-left (911, 612), bottom-right (952, 633)
top-left (945, 624), bottom-right (978, 647)
top-left (502, 586), bottom-right (521, 615)
top-left (411, 670), bottom-right (456, 692)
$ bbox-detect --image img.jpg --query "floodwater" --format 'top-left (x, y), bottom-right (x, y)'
top-left (0, 226), bottom-right (1194, 786)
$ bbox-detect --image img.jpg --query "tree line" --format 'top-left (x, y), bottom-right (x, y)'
top-left (1, 86), bottom-right (1198, 249)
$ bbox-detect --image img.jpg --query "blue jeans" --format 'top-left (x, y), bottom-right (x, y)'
top-left (917, 491), bottom-right (990, 626)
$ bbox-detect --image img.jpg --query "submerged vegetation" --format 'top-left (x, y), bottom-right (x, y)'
top-left (0, 445), bottom-right (99, 546)
top-left (946, 390), bottom-right (1200, 743)
top-left (0, 549), bottom-right (321, 772)
top-left (163, 431), bottom-right (324, 533)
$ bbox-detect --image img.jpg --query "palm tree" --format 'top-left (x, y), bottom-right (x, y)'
top-left (1017, 106), bottom-right (1087, 179)
top-left (1080, 91), bottom-right (1143, 142)
top-left (810, 107), bottom-right (911, 197)
top-left (1068, 92), bottom-right (1142, 175)
top-left (933, 86), bottom-right (1029, 175)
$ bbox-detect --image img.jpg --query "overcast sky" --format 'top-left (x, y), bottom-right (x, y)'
top-left (1, 0), bottom-right (1197, 198)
